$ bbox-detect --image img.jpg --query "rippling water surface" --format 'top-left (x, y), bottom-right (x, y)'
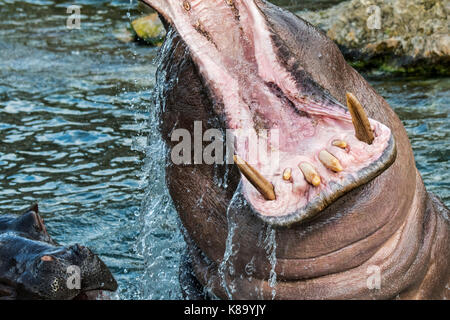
top-left (0, 0), bottom-right (448, 299)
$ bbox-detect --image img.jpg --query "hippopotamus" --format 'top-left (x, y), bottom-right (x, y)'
top-left (0, 204), bottom-right (118, 299)
top-left (142, 0), bottom-right (450, 299)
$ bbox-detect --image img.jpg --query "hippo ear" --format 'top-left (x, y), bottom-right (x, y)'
top-left (13, 204), bottom-right (55, 245)
top-left (23, 203), bottom-right (39, 214)
top-left (16, 204), bottom-right (44, 232)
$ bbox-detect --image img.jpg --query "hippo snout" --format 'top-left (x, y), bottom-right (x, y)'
top-left (0, 204), bottom-right (118, 300)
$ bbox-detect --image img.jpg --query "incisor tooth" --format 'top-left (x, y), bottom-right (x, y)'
top-left (332, 140), bottom-right (347, 149)
top-left (283, 168), bottom-right (292, 181)
top-left (234, 155), bottom-right (276, 201)
top-left (319, 150), bottom-right (343, 172)
top-left (346, 92), bottom-right (375, 145)
top-left (183, 1), bottom-right (191, 11)
top-left (298, 162), bottom-right (321, 187)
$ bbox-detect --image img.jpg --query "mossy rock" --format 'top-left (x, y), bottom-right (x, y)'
top-left (346, 53), bottom-right (450, 76)
top-left (298, 0), bottom-right (449, 76)
top-left (130, 14), bottom-right (166, 46)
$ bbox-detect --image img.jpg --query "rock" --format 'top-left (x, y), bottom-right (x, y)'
top-left (113, 28), bottom-right (134, 43)
top-left (130, 13), bottom-right (166, 46)
top-left (298, 0), bottom-right (449, 74)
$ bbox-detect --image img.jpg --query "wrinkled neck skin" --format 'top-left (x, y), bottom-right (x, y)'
top-left (147, 0), bottom-right (450, 299)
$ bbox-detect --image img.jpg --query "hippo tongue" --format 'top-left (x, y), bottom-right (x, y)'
top-left (144, 0), bottom-right (396, 225)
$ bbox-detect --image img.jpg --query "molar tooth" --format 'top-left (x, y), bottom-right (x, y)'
top-left (282, 168), bottom-right (292, 181)
top-left (234, 155), bottom-right (276, 201)
top-left (319, 150), bottom-right (343, 172)
top-left (298, 162), bottom-right (321, 187)
top-left (332, 140), bottom-right (347, 149)
top-left (346, 92), bottom-right (375, 145)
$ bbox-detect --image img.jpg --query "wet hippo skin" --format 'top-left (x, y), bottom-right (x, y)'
top-left (0, 204), bottom-right (117, 300)
top-left (143, 0), bottom-right (450, 299)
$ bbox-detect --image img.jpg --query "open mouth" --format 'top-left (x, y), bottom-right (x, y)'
top-left (144, 0), bottom-right (397, 226)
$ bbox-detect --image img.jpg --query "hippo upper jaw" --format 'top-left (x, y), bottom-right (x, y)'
top-left (143, 0), bottom-right (396, 226)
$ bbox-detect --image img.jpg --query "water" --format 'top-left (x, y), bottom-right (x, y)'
top-left (0, 0), bottom-right (157, 299)
top-left (371, 76), bottom-right (450, 203)
top-left (0, 0), bottom-right (448, 300)
top-left (218, 191), bottom-right (240, 299)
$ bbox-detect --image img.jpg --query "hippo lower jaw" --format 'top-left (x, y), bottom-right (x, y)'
top-left (73, 290), bottom-right (112, 300)
top-left (143, 0), bottom-right (396, 226)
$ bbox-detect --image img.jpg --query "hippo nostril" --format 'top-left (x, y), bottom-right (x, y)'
top-left (41, 255), bottom-right (54, 262)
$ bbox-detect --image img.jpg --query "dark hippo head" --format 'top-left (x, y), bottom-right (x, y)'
top-left (141, 0), bottom-right (449, 299)
top-left (0, 204), bottom-right (118, 300)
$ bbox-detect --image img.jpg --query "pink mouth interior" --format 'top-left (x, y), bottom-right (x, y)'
top-left (146, 0), bottom-right (393, 219)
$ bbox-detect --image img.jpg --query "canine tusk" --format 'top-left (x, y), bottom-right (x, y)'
top-left (346, 92), bottom-right (375, 145)
top-left (234, 155), bottom-right (276, 201)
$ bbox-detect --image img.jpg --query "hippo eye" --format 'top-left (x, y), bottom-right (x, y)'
top-left (183, 1), bottom-right (191, 11)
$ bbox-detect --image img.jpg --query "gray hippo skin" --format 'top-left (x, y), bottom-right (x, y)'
top-left (142, 0), bottom-right (450, 299)
top-left (0, 204), bottom-right (117, 300)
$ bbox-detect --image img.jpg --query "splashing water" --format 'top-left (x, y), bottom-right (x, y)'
top-left (218, 190), bottom-right (241, 299)
top-left (264, 226), bottom-right (278, 300)
top-left (257, 224), bottom-right (278, 299)
top-left (135, 29), bottom-right (185, 299)
top-left (218, 186), bottom-right (278, 300)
